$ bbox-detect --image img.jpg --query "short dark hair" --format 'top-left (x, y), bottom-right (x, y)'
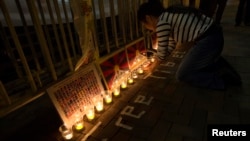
top-left (137, 1), bottom-right (165, 22)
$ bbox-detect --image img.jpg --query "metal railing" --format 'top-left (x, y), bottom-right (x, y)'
top-left (0, 0), bottom-right (199, 117)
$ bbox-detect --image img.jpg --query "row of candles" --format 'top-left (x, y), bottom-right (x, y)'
top-left (59, 69), bottom-right (144, 140)
top-left (59, 55), bottom-right (155, 140)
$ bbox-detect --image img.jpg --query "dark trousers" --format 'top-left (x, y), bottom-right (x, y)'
top-left (235, 0), bottom-right (250, 25)
top-left (176, 25), bottom-right (225, 90)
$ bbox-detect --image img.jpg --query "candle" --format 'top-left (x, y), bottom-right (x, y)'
top-left (121, 81), bottom-right (127, 89)
top-left (132, 73), bottom-right (138, 79)
top-left (104, 92), bottom-right (112, 104)
top-left (59, 124), bottom-right (73, 140)
top-left (137, 67), bottom-right (144, 74)
top-left (86, 109), bottom-right (95, 120)
top-left (113, 88), bottom-right (120, 96)
top-left (93, 95), bottom-right (104, 112)
top-left (74, 115), bottom-right (84, 131)
top-left (74, 121), bottom-right (84, 131)
top-left (84, 105), bottom-right (95, 121)
top-left (95, 101), bottom-right (104, 112)
top-left (127, 77), bottom-right (134, 84)
top-left (150, 57), bottom-right (155, 62)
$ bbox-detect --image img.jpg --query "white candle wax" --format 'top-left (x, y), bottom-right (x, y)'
top-left (113, 88), bottom-right (120, 96)
top-left (128, 77), bottom-right (134, 84)
top-left (121, 81), bottom-right (127, 89)
top-left (104, 95), bottom-right (112, 104)
top-left (95, 102), bottom-right (104, 112)
top-left (86, 109), bottom-right (95, 120)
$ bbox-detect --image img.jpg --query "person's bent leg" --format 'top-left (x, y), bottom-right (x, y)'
top-left (176, 26), bottom-right (225, 89)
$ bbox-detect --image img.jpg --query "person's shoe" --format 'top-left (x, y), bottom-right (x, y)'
top-left (217, 57), bottom-right (242, 86)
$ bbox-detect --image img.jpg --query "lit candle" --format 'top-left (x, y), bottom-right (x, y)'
top-left (86, 109), bottom-right (95, 120)
top-left (121, 81), bottom-right (127, 89)
top-left (127, 77), bottom-right (134, 84)
top-left (74, 115), bottom-right (84, 131)
top-left (104, 93), bottom-right (112, 104)
top-left (59, 124), bottom-right (73, 140)
top-left (74, 121), bottom-right (84, 131)
top-left (113, 88), bottom-right (120, 96)
top-left (137, 67), bottom-right (144, 74)
top-left (150, 57), bottom-right (155, 62)
top-left (132, 73), bottom-right (138, 79)
top-left (95, 101), bottom-right (104, 112)
top-left (85, 105), bottom-right (95, 121)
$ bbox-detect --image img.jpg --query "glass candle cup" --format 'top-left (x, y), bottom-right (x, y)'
top-left (121, 81), bottom-right (127, 89)
top-left (127, 77), bottom-right (134, 84)
top-left (59, 124), bottom-right (73, 140)
top-left (103, 91), bottom-right (112, 104)
top-left (84, 105), bottom-right (95, 121)
top-left (73, 114), bottom-right (84, 131)
top-left (113, 87), bottom-right (120, 97)
top-left (137, 67), bottom-right (144, 74)
top-left (94, 95), bottom-right (104, 112)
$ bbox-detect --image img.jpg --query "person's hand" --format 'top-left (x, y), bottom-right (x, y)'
top-left (148, 56), bottom-right (162, 72)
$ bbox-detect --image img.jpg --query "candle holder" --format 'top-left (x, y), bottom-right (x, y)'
top-left (103, 90), bottom-right (112, 104)
top-left (113, 87), bottom-right (120, 97)
top-left (137, 67), bottom-right (144, 74)
top-left (120, 81), bottom-right (127, 89)
top-left (59, 124), bottom-right (73, 140)
top-left (84, 105), bottom-right (95, 121)
top-left (93, 95), bottom-right (104, 112)
top-left (127, 77), bottom-right (134, 84)
top-left (150, 56), bottom-right (155, 63)
top-left (73, 114), bottom-right (84, 131)
top-left (132, 72), bottom-right (138, 79)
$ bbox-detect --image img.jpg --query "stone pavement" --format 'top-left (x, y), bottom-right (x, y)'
top-left (1, 0), bottom-right (250, 141)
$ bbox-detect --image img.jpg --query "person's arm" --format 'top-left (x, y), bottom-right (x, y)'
top-left (155, 21), bottom-right (174, 62)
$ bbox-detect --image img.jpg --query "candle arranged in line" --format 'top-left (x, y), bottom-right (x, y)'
top-left (74, 114), bottom-right (84, 131)
top-left (59, 124), bottom-right (73, 140)
top-left (74, 120), bottom-right (84, 131)
top-left (137, 67), bottom-right (144, 74)
top-left (121, 81), bottom-right (127, 89)
top-left (113, 87), bottom-right (120, 96)
top-left (150, 57), bottom-right (155, 62)
top-left (95, 101), bottom-right (104, 112)
top-left (132, 73), bottom-right (138, 79)
top-left (127, 77), bottom-right (134, 84)
top-left (85, 105), bottom-right (95, 120)
top-left (104, 91), bottom-right (112, 104)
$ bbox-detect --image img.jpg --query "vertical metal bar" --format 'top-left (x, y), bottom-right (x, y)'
top-left (0, 0), bottom-right (37, 92)
top-left (91, 0), bottom-right (100, 57)
top-left (62, 0), bottom-right (77, 59)
top-left (26, 0), bottom-right (57, 81)
top-left (128, 0), bottom-right (133, 41)
top-left (195, 0), bottom-right (200, 8)
top-left (117, 0), bottom-right (126, 44)
top-left (134, 0), bottom-right (139, 38)
top-left (36, 0), bottom-right (56, 63)
top-left (52, 0), bottom-right (74, 71)
top-left (15, 0), bottom-right (42, 72)
top-left (182, 0), bottom-right (190, 6)
top-left (162, 0), bottom-right (169, 8)
top-left (98, 0), bottom-right (110, 53)
top-left (109, 0), bottom-right (119, 48)
top-left (46, 0), bottom-right (65, 64)
top-left (0, 22), bottom-right (23, 79)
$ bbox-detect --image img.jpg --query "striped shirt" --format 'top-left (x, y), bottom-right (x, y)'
top-left (156, 12), bottom-right (214, 60)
